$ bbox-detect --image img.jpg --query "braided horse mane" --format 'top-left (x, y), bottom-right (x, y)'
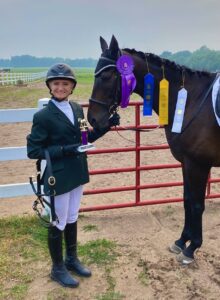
top-left (123, 48), bottom-right (213, 77)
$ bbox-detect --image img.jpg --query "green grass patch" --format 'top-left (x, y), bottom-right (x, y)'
top-left (137, 259), bottom-right (150, 286)
top-left (10, 284), bottom-right (28, 300)
top-left (79, 239), bottom-right (122, 300)
top-left (78, 213), bottom-right (89, 219)
top-left (105, 266), bottom-right (116, 290)
top-left (83, 224), bottom-right (98, 232)
top-left (47, 287), bottom-right (69, 300)
top-left (94, 260), bottom-right (126, 299)
top-left (96, 291), bottom-right (125, 300)
top-left (75, 68), bottom-right (94, 84)
top-left (0, 283), bottom-right (28, 300)
top-left (138, 271), bottom-right (149, 286)
top-left (78, 239), bottom-right (118, 266)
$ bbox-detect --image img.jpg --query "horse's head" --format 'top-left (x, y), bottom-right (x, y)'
top-left (88, 35), bottom-right (121, 129)
top-left (88, 35), bottom-right (136, 129)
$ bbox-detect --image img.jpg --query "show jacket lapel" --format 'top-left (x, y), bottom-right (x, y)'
top-left (48, 100), bottom-right (78, 132)
top-left (69, 101), bottom-right (80, 129)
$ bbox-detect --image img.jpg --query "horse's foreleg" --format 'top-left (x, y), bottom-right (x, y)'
top-left (172, 158), bottom-right (210, 263)
top-left (174, 166), bottom-right (194, 250)
top-left (173, 202), bottom-right (191, 251)
top-left (169, 171), bottom-right (192, 255)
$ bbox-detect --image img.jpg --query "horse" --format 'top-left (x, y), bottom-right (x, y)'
top-left (87, 35), bottom-right (220, 265)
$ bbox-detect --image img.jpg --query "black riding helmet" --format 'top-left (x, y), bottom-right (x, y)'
top-left (45, 63), bottom-right (77, 88)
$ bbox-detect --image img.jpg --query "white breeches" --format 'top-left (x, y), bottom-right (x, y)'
top-left (53, 185), bottom-right (83, 230)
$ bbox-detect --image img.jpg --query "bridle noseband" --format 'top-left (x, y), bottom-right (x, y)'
top-left (89, 97), bottom-right (119, 115)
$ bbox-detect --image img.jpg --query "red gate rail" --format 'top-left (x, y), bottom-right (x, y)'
top-left (80, 102), bottom-right (220, 212)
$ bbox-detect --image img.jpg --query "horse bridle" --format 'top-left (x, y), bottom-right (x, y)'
top-left (89, 56), bottom-right (121, 115)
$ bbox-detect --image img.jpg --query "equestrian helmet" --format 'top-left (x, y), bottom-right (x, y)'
top-left (45, 63), bottom-right (77, 87)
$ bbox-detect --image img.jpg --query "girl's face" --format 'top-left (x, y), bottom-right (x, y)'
top-left (49, 79), bottom-right (75, 100)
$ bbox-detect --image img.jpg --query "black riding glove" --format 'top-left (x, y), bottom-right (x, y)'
top-left (62, 144), bottom-right (80, 156)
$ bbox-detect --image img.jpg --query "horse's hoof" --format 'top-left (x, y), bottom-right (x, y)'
top-left (176, 252), bottom-right (194, 265)
top-left (169, 243), bottom-right (183, 254)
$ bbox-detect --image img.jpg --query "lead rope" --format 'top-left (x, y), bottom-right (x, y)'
top-left (115, 124), bottom-right (166, 146)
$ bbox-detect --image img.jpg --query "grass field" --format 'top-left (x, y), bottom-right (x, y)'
top-left (9, 67), bottom-right (94, 75)
top-left (0, 68), bottom-right (95, 108)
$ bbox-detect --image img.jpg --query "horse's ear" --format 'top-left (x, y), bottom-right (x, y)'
top-left (100, 36), bottom-right (108, 53)
top-left (109, 35), bottom-right (119, 58)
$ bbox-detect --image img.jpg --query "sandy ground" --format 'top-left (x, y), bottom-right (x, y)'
top-left (1, 105), bottom-right (220, 299)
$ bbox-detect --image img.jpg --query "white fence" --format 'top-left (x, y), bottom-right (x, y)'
top-left (0, 71), bottom-right (46, 85)
top-left (0, 98), bottom-right (49, 198)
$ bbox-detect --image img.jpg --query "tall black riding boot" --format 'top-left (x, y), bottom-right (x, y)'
top-left (64, 222), bottom-right (92, 277)
top-left (48, 226), bottom-right (79, 288)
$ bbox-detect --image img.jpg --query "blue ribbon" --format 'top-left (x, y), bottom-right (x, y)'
top-left (143, 73), bottom-right (154, 116)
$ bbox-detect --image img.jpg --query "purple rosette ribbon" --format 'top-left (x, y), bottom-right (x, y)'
top-left (116, 55), bottom-right (136, 108)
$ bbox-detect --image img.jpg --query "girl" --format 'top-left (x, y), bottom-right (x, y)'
top-left (27, 63), bottom-right (119, 288)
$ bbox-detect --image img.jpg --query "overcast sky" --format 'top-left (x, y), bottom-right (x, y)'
top-left (1, 0), bottom-right (220, 59)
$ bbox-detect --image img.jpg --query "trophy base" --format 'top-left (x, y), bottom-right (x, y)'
top-left (77, 143), bottom-right (96, 152)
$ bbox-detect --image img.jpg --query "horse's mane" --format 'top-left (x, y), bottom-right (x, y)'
top-left (123, 48), bottom-right (212, 77)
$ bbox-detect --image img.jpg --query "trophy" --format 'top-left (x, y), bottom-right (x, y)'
top-left (77, 118), bottom-right (95, 152)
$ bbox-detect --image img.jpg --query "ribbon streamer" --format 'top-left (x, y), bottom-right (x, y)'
top-left (143, 73), bottom-right (154, 116)
top-left (159, 78), bottom-right (169, 125)
top-left (116, 55), bottom-right (136, 108)
top-left (120, 74), bottom-right (136, 108)
top-left (172, 88), bottom-right (188, 133)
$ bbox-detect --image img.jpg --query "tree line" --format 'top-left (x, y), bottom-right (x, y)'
top-left (0, 46), bottom-right (220, 71)
top-left (0, 56), bottom-right (97, 68)
top-left (160, 46), bottom-right (220, 72)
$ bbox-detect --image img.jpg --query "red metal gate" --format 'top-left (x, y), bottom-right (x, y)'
top-left (80, 101), bottom-right (220, 212)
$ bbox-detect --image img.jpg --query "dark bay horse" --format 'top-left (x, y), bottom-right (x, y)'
top-left (87, 35), bottom-right (220, 264)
